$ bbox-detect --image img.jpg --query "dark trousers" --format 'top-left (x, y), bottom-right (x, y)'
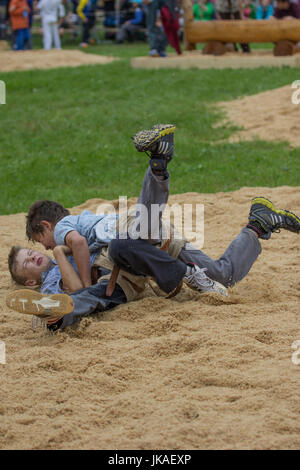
top-left (82, 14), bottom-right (96, 43)
top-left (219, 11), bottom-right (250, 53)
top-left (109, 238), bottom-right (187, 294)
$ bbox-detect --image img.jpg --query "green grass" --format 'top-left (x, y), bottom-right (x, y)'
top-left (0, 41), bottom-right (299, 215)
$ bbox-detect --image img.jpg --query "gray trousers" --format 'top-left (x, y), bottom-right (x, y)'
top-left (60, 166), bottom-right (262, 328)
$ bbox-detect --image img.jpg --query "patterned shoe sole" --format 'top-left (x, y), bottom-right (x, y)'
top-left (151, 124), bottom-right (176, 134)
top-left (252, 197), bottom-right (300, 229)
top-left (132, 125), bottom-right (176, 152)
top-left (6, 290), bottom-right (74, 317)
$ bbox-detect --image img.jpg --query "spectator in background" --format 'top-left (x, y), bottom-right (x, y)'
top-left (0, 0), bottom-right (8, 39)
top-left (77, 0), bottom-right (97, 46)
top-left (143, 0), bottom-right (168, 57)
top-left (216, 0), bottom-right (250, 52)
top-left (103, 0), bottom-right (116, 28)
top-left (37, 0), bottom-right (64, 50)
top-left (193, 0), bottom-right (215, 21)
top-left (116, 0), bottom-right (145, 43)
top-left (160, 0), bottom-right (181, 54)
top-left (270, 0), bottom-right (300, 19)
top-left (242, 0), bottom-right (256, 19)
top-left (256, 0), bottom-right (274, 19)
top-left (25, 0), bottom-right (33, 48)
top-left (9, 0), bottom-right (30, 50)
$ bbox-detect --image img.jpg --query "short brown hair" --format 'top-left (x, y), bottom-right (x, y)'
top-left (8, 246), bottom-right (26, 285)
top-left (26, 200), bottom-right (70, 241)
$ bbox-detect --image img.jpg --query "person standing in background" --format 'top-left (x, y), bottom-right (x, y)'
top-left (77, 0), bottom-right (97, 47)
top-left (143, 0), bottom-right (168, 57)
top-left (9, 0), bottom-right (30, 50)
top-left (160, 0), bottom-right (181, 55)
top-left (37, 0), bottom-right (65, 50)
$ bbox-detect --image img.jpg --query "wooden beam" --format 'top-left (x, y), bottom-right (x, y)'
top-left (183, 0), bottom-right (196, 51)
top-left (186, 19), bottom-right (300, 44)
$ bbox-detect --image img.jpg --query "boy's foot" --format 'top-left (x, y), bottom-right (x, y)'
top-left (183, 264), bottom-right (228, 297)
top-left (132, 124), bottom-right (175, 159)
top-left (248, 197), bottom-right (300, 240)
top-left (6, 289), bottom-right (74, 322)
top-left (132, 124), bottom-right (176, 177)
top-left (149, 49), bottom-right (159, 57)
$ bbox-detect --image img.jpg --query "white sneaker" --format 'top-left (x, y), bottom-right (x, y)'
top-left (183, 264), bottom-right (228, 297)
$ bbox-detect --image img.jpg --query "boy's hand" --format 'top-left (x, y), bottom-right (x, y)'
top-left (53, 245), bottom-right (72, 256)
top-left (65, 231), bottom-right (92, 288)
top-left (53, 245), bottom-right (84, 293)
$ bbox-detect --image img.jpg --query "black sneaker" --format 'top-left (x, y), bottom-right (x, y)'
top-left (248, 197), bottom-right (300, 239)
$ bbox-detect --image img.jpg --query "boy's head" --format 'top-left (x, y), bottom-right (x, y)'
top-left (8, 246), bottom-right (52, 287)
top-left (26, 200), bottom-right (70, 250)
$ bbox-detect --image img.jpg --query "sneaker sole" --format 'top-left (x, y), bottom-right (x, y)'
top-left (184, 279), bottom-right (228, 297)
top-left (213, 281), bottom-right (228, 297)
top-left (133, 126), bottom-right (176, 152)
top-left (151, 124), bottom-right (176, 134)
top-left (6, 290), bottom-right (74, 317)
top-left (252, 197), bottom-right (300, 227)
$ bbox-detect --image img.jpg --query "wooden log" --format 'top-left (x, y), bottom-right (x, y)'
top-left (183, 0), bottom-right (196, 51)
top-left (202, 41), bottom-right (227, 55)
top-left (186, 19), bottom-right (300, 44)
top-left (274, 40), bottom-right (296, 56)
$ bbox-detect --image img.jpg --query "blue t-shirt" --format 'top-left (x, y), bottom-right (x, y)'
top-left (40, 253), bottom-right (98, 294)
top-left (54, 210), bottom-right (119, 253)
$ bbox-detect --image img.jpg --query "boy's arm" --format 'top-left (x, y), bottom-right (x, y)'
top-left (53, 246), bottom-right (84, 293)
top-left (65, 231), bottom-right (92, 287)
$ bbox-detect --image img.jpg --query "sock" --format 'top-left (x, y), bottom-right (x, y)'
top-left (246, 222), bottom-right (266, 238)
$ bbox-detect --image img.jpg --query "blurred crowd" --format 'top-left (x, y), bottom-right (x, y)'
top-left (192, 0), bottom-right (300, 22)
top-left (0, 0), bottom-right (299, 55)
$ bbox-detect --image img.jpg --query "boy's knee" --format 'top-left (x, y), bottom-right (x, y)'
top-left (109, 238), bottom-right (131, 261)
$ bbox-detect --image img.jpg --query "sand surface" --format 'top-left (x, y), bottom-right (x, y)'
top-left (131, 50), bottom-right (300, 70)
top-left (0, 50), bottom-right (115, 72)
top-left (218, 85), bottom-right (300, 147)
top-left (1, 186), bottom-right (300, 450)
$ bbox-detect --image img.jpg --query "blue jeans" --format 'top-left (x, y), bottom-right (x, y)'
top-left (15, 28), bottom-right (30, 50)
top-left (146, 0), bottom-right (168, 52)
